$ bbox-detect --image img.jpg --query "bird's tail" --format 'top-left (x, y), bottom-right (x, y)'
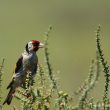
top-left (3, 87), bottom-right (15, 105)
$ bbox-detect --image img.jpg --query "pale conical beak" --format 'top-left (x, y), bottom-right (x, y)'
top-left (39, 42), bottom-right (45, 48)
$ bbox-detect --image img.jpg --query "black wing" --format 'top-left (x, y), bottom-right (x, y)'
top-left (15, 56), bottom-right (23, 73)
top-left (6, 56), bottom-right (23, 89)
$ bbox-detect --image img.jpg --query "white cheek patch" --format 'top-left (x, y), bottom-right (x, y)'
top-left (28, 42), bottom-right (33, 51)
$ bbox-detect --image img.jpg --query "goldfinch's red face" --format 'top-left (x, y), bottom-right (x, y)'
top-left (26, 40), bottom-right (44, 53)
top-left (32, 40), bottom-right (40, 51)
top-left (32, 40), bottom-right (44, 51)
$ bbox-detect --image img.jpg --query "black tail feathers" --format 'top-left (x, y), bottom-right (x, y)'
top-left (3, 88), bottom-right (15, 105)
top-left (3, 95), bottom-right (13, 105)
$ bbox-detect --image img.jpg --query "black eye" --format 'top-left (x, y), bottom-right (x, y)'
top-left (33, 43), bottom-right (39, 46)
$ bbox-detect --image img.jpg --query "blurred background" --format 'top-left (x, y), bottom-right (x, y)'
top-left (0, 0), bottom-right (110, 109)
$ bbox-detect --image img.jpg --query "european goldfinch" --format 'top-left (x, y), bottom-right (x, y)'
top-left (3, 40), bottom-right (44, 105)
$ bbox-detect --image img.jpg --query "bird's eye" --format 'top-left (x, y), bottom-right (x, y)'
top-left (33, 43), bottom-right (39, 46)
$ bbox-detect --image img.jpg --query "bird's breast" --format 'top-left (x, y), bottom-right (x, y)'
top-left (23, 53), bottom-right (38, 70)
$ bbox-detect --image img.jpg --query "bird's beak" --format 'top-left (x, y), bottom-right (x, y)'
top-left (39, 42), bottom-right (45, 48)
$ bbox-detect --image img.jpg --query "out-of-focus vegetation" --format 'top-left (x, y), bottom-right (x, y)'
top-left (0, 0), bottom-right (110, 110)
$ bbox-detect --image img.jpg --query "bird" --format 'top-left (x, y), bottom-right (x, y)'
top-left (3, 40), bottom-right (44, 105)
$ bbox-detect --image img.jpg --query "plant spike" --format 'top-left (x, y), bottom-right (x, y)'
top-left (96, 25), bottom-right (110, 106)
top-left (44, 25), bottom-right (59, 94)
top-left (0, 58), bottom-right (5, 106)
